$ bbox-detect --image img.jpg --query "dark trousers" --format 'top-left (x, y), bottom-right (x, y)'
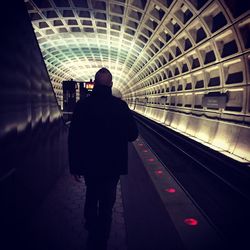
top-left (84, 175), bottom-right (120, 249)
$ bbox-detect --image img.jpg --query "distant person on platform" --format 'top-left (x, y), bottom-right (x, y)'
top-left (68, 67), bottom-right (138, 250)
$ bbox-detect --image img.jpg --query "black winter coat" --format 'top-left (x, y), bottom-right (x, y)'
top-left (68, 85), bottom-right (138, 177)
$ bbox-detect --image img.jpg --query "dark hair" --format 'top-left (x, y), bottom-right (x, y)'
top-left (94, 68), bottom-right (113, 87)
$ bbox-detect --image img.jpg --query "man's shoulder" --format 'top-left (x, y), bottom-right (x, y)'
top-left (73, 97), bottom-right (93, 114)
top-left (76, 96), bottom-right (93, 106)
top-left (111, 97), bottom-right (130, 111)
top-left (76, 95), bottom-right (128, 110)
top-left (111, 96), bottom-right (127, 106)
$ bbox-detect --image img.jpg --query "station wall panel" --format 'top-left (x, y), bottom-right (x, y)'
top-left (0, 0), bottom-right (68, 243)
top-left (124, 0), bottom-right (250, 162)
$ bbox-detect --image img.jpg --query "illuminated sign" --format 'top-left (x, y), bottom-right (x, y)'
top-left (85, 82), bottom-right (94, 91)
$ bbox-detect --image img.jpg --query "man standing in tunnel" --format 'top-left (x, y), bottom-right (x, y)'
top-left (68, 68), bottom-right (138, 250)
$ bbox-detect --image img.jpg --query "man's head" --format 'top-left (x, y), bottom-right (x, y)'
top-left (94, 68), bottom-right (113, 87)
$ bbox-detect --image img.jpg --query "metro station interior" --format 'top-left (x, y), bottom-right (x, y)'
top-left (1, 0), bottom-right (250, 249)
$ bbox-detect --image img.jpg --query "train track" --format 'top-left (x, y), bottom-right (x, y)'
top-left (133, 112), bottom-right (250, 249)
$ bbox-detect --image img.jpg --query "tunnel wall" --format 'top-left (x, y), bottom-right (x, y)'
top-left (123, 0), bottom-right (250, 162)
top-left (0, 0), bottom-right (68, 238)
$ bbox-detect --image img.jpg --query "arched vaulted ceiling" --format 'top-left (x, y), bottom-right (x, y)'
top-left (25, 0), bottom-right (250, 104)
top-left (26, 0), bottom-right (154, 92)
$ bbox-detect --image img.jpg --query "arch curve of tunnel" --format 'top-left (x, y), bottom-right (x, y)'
top-left (26, 0), bottom-right (250, 162)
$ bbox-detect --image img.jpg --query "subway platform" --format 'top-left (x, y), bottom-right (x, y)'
top-left (16, 137), bottom-right (227, 250)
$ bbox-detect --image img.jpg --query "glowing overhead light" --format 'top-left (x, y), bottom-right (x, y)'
top-left (215, 29), bottom-right (233, 40)
top-left (226, 88), bottom-right (243, 92)
top-left (181, 5), bottom-right (188, 12)
top-left (155, 5), bottom-right (161, 11)
top-left (171, 18), bottom-right (177, 24)
top-left (238, 18), bottom-right (250, 27)
top-left (223, 58), bottom-right (242, 66)
top-left (205, 66), bottom-right (219, 72)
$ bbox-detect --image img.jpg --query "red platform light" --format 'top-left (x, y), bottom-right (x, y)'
top-left (138, 143), bottom-right (144, 146)
top-left (155, 170), bottom-right (163, 175)
top-left (165, 188), bottom-right (176, 193)
top-left (184, 218), bottom-right (198, 226)
top-left (143, 149), bottom-right (148, 153)
top-left (147, 158), bottom-right (155, 162)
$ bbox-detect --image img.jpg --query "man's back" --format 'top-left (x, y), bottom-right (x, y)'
top-left (68, 85), bottom-right (138, 177)
top-left (68, 68), bottom-right (138, 250)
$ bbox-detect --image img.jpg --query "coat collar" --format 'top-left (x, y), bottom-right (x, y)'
top-left (92, 85), bottom-right (112, 97)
